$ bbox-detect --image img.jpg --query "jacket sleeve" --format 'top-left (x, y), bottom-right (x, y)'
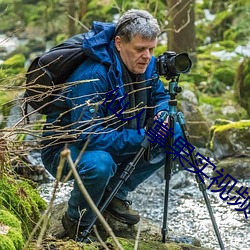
top-left (65, 61), bottom-right (145, 156)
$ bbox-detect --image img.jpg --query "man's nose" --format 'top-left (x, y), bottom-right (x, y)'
top-left (142, 49), bottom-right (151, 59)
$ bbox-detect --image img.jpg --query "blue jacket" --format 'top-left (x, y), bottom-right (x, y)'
top-left (44, 21), bottom-right (170, 156)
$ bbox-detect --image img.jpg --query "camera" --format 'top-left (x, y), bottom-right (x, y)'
top-left (156, 51), bottom-right (192, 79)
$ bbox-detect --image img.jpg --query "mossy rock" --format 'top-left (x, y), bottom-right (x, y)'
top-left (209, 120), bottom-right (250, 160)
top-left (213, 67), bottom-right (235, 86)
top-left (0, 174), bottom-right (47, 239)
top-left (42, 202), bottom-right (211, 250)
top-left (106, 237), bottom-right (210, 250)
top-left (199, 92), bottom-right (248, 122)
top-left (0, 209), bottom-right (24, 250)
top-left (215, 157), bottom-right (250, 180)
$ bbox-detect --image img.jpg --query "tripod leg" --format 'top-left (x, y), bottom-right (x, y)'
top-left (162, 114), bottom-right (175, 243)
top-left (177, 112), bottom-right (225, 250)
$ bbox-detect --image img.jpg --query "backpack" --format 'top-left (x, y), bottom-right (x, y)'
top-left (24, 34), bottom-right (87, 115)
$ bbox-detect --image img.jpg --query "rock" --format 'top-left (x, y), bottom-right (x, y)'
top-left (216, 156), bottom-right (250, 179)
top-left (179, 100), bottom-right (211, 148)
top-left (209, 120), bottom-right (250, 160)
top-left (221, 105), bottom-right (237, 116)
top-left (170, 170), bottom-right (192, 189)
top-left (181, 89), bottom-right (199, 105)
top-left (44, 201), bottom-right (212, 250)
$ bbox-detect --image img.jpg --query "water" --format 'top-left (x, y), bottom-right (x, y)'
top-left (38, 169), bottom-right (250, 250)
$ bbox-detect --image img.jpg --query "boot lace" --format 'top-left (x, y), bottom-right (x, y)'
top-left (123, 200), bottom-right (132, 209)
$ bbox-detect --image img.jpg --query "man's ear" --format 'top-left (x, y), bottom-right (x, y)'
top-left (115, 36), bottom-right (122, 51)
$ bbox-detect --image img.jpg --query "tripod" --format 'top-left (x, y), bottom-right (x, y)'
top-left (161, 76), bottom-right (225, 249)
top-left (82, 77), bottom-right (225, 249)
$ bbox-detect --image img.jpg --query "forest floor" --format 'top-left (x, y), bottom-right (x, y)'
top-left (28, 202), bottom-right (211, 250)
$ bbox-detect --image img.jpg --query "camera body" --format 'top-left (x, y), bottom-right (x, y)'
top-left (156, 51), bottom-right (192, 79)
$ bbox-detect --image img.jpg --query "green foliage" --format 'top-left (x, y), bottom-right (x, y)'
top-left (192, 41), bottom-right (241, 95)
top-left (196, 0), bottom-right (250, 47)
top-left (199, 95), bottom-right (224, 107)
top-left (0, 54), bottom-right (26, 84)
top-left (213, 67), bottom-right (235, 86)
top-left (1, 54), bottom-right (25, 69)
top-left (0, 175), bottom-right (47, 239)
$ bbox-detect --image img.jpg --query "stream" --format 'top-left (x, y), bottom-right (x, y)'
top-left (38, 162), bottom-right (250, 250)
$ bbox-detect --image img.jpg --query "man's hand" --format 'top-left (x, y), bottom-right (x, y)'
top-left (154, 111), bottom-right (169, 126)
top-left (154, 111), bottom-right (169, 137)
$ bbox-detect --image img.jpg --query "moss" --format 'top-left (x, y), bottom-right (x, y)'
top-left (0, 174), bottom-right (47, 239)
top-left (199, 95), bottom-right (224, 107)
top-left (198, 90), bottom-right (249, 122)
top-left (0, 209), bottom-right (24, 249)
top-left (213, 67), bottom-right (235, 86)
top-left (212, 120), bottom-right (250, 133)
top-left (0, 235), bottom-right (16, 250)
top-left (209, 120), bottom-right (250, 150)
top-left (7, 228), bottom-right (24, 249)
top-left (105, 237), bottom-right (207, 250)
top-left (217, 40), bottom-right (237, 51)
top-left (0, 209), bottom-right (21, 229)
top-left (1, 54), bottom-right (25, 69)
top-left (0, 54), bottom-right (26, 86)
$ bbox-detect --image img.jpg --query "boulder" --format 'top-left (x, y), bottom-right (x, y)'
top-left (216, 156), bottom-right (250, 180)
top-left (42, 201), bottom-right (212, 250)
top-left (179, 100), bottom-right (211, 148)
top-left (209, 119), bottom-right (250, 160)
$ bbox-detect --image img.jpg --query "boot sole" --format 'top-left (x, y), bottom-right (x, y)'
top-left (105, 210), bottom-right (140, 225)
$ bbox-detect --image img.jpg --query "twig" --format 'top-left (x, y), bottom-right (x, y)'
top-left (68, 14), bottom-right (89, 31)
top-left (61, 148), bottom-right (124, 250)
top-left (93, 225), bottom-right (110, 250)
top-left (134, 220), bottom-right (142, 250)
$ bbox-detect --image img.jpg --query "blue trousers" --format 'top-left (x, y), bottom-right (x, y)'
top-left (41, 123), bottom-right (183, 226)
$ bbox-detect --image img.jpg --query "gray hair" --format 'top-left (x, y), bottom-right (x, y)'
top-left (115, 9), bottom-right (160, 43)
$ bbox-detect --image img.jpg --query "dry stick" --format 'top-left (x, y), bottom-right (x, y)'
top-left (134, 220), bottom-right (142, 250)
top-left (62, 148), bottom-right (124, 250)
top-left (93, 225), bottom-right (110, 250)
top-left (22, 154), bottom-right (65, 249)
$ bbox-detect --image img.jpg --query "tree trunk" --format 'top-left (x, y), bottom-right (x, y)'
top-left (67, 0), bottom-right (76, 36)
top-left (167, 0), bottom-right (196, 63)
top-left (78, 0), bottom-right (88, 20)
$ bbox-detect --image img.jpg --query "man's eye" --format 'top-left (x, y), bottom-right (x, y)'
top-left (136, 48), bottom-right (144, 52)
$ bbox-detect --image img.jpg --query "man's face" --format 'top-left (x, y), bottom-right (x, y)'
top-left (115, 35), bottom-right (157, 74)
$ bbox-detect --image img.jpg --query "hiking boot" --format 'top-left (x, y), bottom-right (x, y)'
top-left (105, 196), bottom-right (140, 225)
top-left (61, 213), bottom-right (97, 243)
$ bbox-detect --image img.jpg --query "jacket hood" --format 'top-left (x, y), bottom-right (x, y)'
top-left (82, 21), bottom-right (116, 65)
